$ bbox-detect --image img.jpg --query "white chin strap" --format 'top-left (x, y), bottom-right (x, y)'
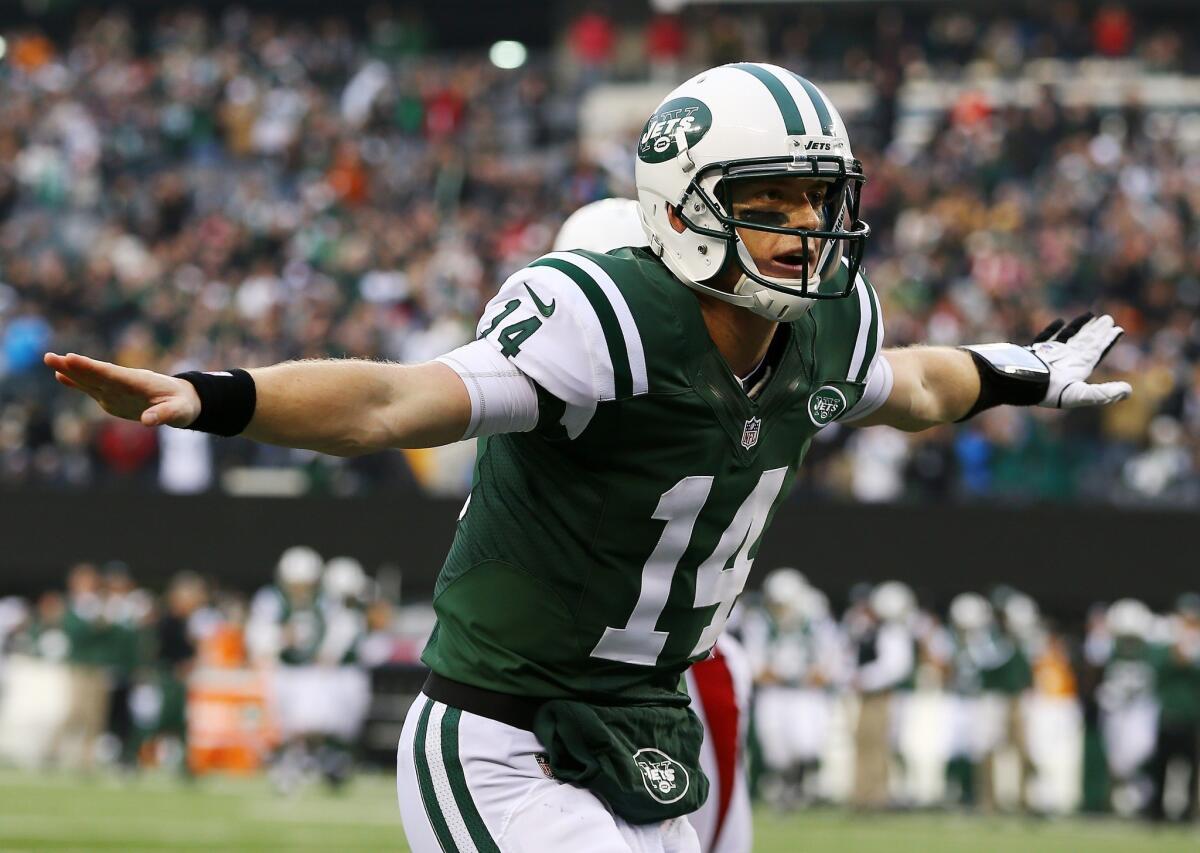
top-left (731, 241), bottom-right (819, 321)
top-left (676, 272), bottom-right (816, 322)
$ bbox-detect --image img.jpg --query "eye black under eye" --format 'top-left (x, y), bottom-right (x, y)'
top-left (739, 210), bottom-right (787, 225)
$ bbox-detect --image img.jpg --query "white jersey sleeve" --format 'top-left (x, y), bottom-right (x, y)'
top-left (842, 353), bottom-right (894, 423)
top-left (246, 586), bottom-right (284, 662)
top-left (462, 252), bottom-right (649, 439)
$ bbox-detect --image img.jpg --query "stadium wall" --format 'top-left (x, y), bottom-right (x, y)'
top-left (1, 491), bottom-right (1191, 615)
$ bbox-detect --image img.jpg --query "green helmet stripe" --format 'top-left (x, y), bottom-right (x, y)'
top-left (530, 257), bottom-right (633, 398)
top-left (790, 73), bottom-right (836, 136)
top-left (728, 63), bottom-right (806, 135)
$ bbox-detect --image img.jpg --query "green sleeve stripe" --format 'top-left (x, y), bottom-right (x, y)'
top-left (844, 270), bottom-right (875, 383)
top-left (790, 73), bottom-right (836, 136)
top-left (728, 63), bottom-right (806, 135)
top-left (856, 279), bottom-right (880, 383)
top-left (869, 280), bottom-right (885, 371)
top-left (413, 698), bottom-right (459, 852)
top-left (441, 708), bottom-right (501, 853)
top-left (553, 251), bottom-right (649, 396)
top-left (530, 257), bottom-right (634, 398)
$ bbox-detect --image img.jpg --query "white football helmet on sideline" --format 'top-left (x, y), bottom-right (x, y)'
top-left (323, 556), bottom-right (368, 602)
top-left (949, 592), bottom-right (993, 632)
top-left (870, 580), bottom-right (915, 623)
top-left (1106, 598), bottom-right (1153, 639)
top-left (553, 198), bottom-right (649, 253)
top-left (635, 62), bottom-right (869, 322)
top-left (763, 567), bottom-right (808, 607)
top-left (277, 545), bottom-right (323, 587)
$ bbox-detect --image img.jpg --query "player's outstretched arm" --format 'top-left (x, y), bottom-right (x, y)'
top-left (853, 346), bottom-right (981, 431)
top-left (852, 313), bottom-right (1132, 431)
top-left (43, 353), bottom-right (471, 454)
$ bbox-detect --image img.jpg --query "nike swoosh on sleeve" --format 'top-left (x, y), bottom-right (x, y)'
top-left (523, 283), bottom-right (556, 317)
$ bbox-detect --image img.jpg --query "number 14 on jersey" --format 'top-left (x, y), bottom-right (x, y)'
top-left (591, 467), bottom-right (788, 666)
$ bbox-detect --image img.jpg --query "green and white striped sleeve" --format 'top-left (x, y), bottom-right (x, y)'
top-left (452, 251), bottom-right (649, 440)
top-left (842, 272), bottom-right (892, 422)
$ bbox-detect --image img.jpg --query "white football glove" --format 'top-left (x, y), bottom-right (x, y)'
top-left (1029, 313), bottom-right (1132, 409)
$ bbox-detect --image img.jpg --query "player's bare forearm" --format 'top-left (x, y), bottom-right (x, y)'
top-left (45, 351), bottom-right (471, 455)
top-left (853, 347), bottom-right (980, 431)
top-left (244, 359), bottom-right (471, 454)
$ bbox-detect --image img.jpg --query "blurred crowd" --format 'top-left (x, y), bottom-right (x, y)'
top-left (1, 555), bottom-right (1196, 820)
top-left (0, 3), bottom-right (1197, 503)
top-left (735, 568), bottom-right (1200, 821)
top-left (566, 1), bottom-right (1189, 86)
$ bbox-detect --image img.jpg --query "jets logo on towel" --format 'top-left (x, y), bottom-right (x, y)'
top-left (633, 747), bottom-right (690, 804)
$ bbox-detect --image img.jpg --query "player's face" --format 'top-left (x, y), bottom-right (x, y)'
top-left (726, 177), bottom-right (828, 280)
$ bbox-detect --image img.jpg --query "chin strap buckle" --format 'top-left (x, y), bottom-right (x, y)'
top-left (674, 129), bottom-right (695, 173)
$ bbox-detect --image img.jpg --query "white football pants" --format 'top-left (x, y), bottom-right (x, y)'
top-left (396, 693), bottom-right (701, 853)
top-left (754, 686), bottom-right (831, 769)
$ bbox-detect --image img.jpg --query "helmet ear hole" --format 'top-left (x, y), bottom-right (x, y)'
top-left (665, 204), bottom-right (688, 235)
top-left (681, 185), bottom-right (724, 233)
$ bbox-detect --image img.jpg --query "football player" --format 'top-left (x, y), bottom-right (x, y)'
top-left (47, 62), bottom-right (1130, 852)
top-left (247, 545), bottom-right (331, 792)
top-left (743, 568), bottom-right (841, 810)
top-left (314, 556), bottom-right (373, 787)
top-left (943, 592), bottom-right (1013, 808)
top-left (1093, 598), bottom-right (1159, 814)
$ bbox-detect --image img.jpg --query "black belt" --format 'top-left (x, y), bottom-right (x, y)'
top-left (422, 672), bottom-right (544, 732)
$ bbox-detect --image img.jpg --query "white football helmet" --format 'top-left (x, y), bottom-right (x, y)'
top-left (276, 545), bottom-right (322, 587)
top-left (1106, 598), bottom-right (1153, 639)
top-left (323, 556), bottom-right (367, 602)
top-left (553, 198), bottom-right (649, 254)
top-left (763, 566), bottom-right (808, 608)
top-left (870, 581), bottom-right (915, 623)
top-left (635, 62), bottom-right (869, 322)
top-left (797, 585), bottom-right (831, 622)
top-left (1002, 592), bottom-right (1040, 635)
top-left (949, 592), bottom-right (993, 632)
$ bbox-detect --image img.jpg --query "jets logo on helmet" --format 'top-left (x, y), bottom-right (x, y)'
top-left (638, 98), bottom-right (713, 163)
top-left (635, 62), bottom-right (870, 322)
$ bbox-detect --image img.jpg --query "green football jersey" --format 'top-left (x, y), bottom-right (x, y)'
top-left (254, 585), bottom-right (326, 665)
top-left (423, 248), bottom-right (884, 702)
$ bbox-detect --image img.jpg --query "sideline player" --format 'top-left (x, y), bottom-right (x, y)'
top-left (47, 62), bottom-right (1130, 852)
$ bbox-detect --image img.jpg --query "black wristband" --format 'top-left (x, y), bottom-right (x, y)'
top-left (956, 344), bottom-right (1050, 422)
top-left (173, 369), bottom-right (257, 436)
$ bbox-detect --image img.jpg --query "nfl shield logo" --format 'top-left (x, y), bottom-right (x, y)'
top-left (741, 417), bottom-right (761, 449)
